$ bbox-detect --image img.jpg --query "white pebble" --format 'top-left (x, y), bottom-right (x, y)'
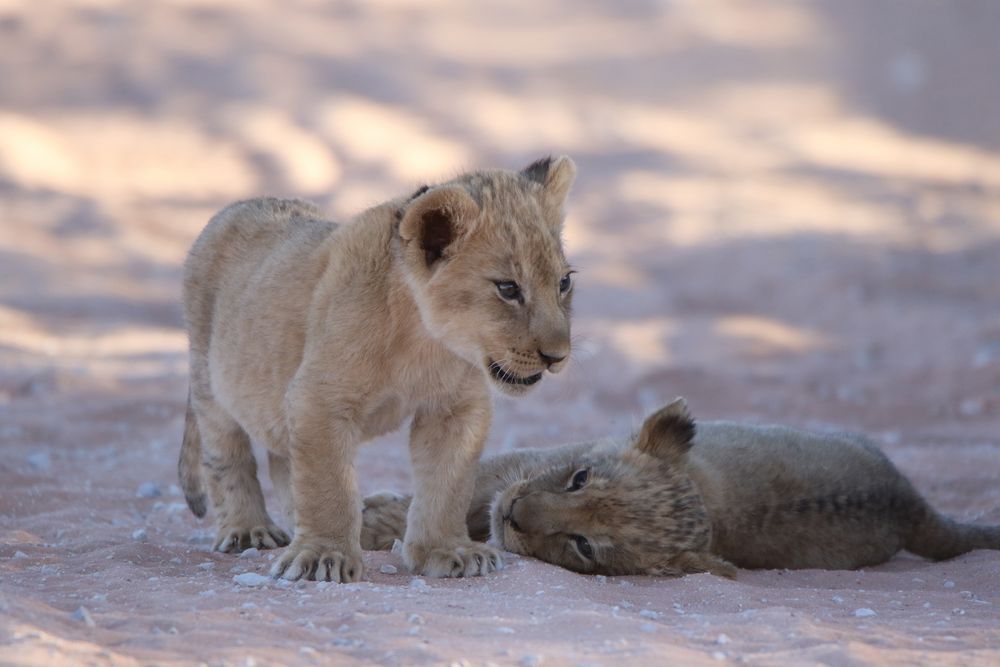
top-left (497, 627), bottom-right (515, 634)
top-left (233, 572), bottom-right (271, 587)
top-left (379, 564), bottom-right (398, 574)
top-left (198, 562), bottom-right (215, 570)
top-left (131, 529), bottom-right (148, 542)
top-left (853, 608), bottom-right (877, 618)
top-left (409, 577), bottom-right (429, 591)
top-left (712, 651), bottom-right (727, 661)
top-left (831, 596), bottom-right (844, 604)
top-left (135, 483), bottom-right (162, 499)
top-left (716, 633), bottom-right (730, 645)
top-left (639, 609), bottom-right (660, 619)
top-left (27, 452), bottom-right (52, 471)
top-left (239, 548), bottom-right (261, 559)
top-left (520, 655), bottom-right (543, 667)
top-left (943, 580), bottom-right (956, 589)
top-left (13, 551), bottom-right (28, 560)
top-left (408, 613), bottom-right (424, 625)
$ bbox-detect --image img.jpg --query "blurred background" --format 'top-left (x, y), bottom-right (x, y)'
top-left (3, 2), bottom-right (1000, 663)
top-left (2, 0), bottom-right (999, 491)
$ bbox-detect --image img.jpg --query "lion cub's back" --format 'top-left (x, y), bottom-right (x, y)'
top-left (183, 198), bottom-right (337, 399)
top-left (691, 421), bottom-right (919, 569)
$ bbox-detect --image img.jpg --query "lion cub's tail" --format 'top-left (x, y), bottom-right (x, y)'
top-left (906, 505), bottom-right (1000, 561)
top-left (178, 391), bottom-right (207, 518)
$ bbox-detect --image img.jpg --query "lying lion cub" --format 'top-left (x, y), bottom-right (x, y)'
top-left (361, 398), bottom-right (1000, 577)
top-left (179, 156), bottom-right (577, 581)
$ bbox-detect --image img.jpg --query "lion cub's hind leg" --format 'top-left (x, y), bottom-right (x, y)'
top-left (192, 398), bottom-right (290, 552)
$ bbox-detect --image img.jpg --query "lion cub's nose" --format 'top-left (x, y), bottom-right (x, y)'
top-left (538, 349), bottom-right (567, 367)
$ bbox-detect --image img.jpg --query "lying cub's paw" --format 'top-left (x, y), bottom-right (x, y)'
top-left (269, 541), bottom-right (363, 582)
top-left (404, 541), bottom-right (503, 578)
top-left (214, 522), bottom-right (290, 553)
top-left (361, 492), bottom-right (409, 551)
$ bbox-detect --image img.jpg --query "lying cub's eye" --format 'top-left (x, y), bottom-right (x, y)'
top-left (494, 280), bottom-right (523, 303)
top-left (572, 534), bottom-right (594, 560)
top-left (559, 271), bottom-right (575, 294)
top-left (567, 468), bottom-right (589, 492)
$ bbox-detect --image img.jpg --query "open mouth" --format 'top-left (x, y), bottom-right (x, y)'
top-left (487, 360), bottom-right (543, 386)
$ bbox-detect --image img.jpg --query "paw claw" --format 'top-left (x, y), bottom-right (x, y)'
top-left (270, 541), bottom-right (363, 583)
top-left (214, 521), bottom-right (290, 553)
top-left (404, 541), bottom-right (503, 578)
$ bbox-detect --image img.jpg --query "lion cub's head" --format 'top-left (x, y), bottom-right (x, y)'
top-left (395, 156), bottom-right (576, 396)
top-left (490, 398), bottom-right (736, 578)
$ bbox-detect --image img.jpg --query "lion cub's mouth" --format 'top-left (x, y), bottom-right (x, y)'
top-left (487, 360), bottom-right (543, 386)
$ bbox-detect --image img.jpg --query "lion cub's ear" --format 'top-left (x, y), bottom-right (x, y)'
top-left (635, 397), bottom-right (696, 463)
top-left (398, 186), bottom-right (480, 270)
top-left (521, 155), bottom-right (577, 226)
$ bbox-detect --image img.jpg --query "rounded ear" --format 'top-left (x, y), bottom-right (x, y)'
top-left (398, 186), bottom-right (479, 270)
top-left (634, 397), bottom-right (696, 462)
top-left (521, 155), bottom-right (577, 225)
top-left (651, 551), bottom-right (737, 579)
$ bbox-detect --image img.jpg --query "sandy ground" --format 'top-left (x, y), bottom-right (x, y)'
top-left (2, 0), bottom-right (1000, 665)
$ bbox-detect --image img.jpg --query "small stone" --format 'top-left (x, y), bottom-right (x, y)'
top-left (831, 596), bottom-right (844, 604)
top-left (131, 528), bottom-right (148, 542)
top-left (198, 562), bottom-right (214, 570)
top-left (639, 609), bottom-right (659, 619)
top-left (853, 608), bottom-right (877, 618)
top-left (27, 452), bottom-right (52, 471)
top-left (408, 613), bottom-right (424, 625)
top-left (379, 564), bottom-right (398, 574)
top-left (135, 483), bottom-right (162, 499)
top-left (943, 580), bottom-right (956, 589)
top-left (72, 606), bottom-right (96, 628)
top-left (497, 627), bottom-right (515, 634)
top-left (409, 578), bottom-right (429, 591)
top-left (520, 656), bottom-right (543, 667)
top-left (716, 633), bottom-right (730, 645)
top-left (13, 551), bottom-right (28, 560)
top-left (239, 548), bottom-right (261, 559)
top-left (233, 572), bottom-right (271, 587)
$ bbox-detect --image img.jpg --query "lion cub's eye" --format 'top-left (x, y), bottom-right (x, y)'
top-left (494, 280), bottom-right (523, 303)
top-left (567, 468), bottom-right (589, 492)
top-left (559, 271), bottom-right (575, 294)
top-left (572, 534), bottom-right (594, 560)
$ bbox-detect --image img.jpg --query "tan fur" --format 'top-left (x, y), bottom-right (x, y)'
top-left (179, 157), bottom-right (578, 582)
top-left (362, 399), bottom-right (1000, 577)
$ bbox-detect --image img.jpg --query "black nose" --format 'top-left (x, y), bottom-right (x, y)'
top-left (538, 350), bottom-right (566, 366)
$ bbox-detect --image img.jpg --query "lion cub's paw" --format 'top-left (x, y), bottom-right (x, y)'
top-left (404, 541), bottom-right (504, 578)
top-left (214, 522), bottom-right (291, 553)
top-left (269, 541), bottom-right (364, 582)
top-left (361, 492), bottom-right (409, 551)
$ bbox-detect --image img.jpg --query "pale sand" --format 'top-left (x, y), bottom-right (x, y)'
top-left (1, 1), bottom-right (999, 664)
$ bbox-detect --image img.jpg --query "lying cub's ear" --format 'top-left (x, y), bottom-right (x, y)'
top-left (521, 155), bottom-right (577, 226)
top-left (398, 186), bottom-right (480, 269)
top-left (649, 551), bottom-right (737, 579)
top-left (635, 397), bottom-right (696, 463)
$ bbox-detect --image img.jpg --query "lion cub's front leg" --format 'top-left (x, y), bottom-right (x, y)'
top-left (270, 393), bottom-right (365, 582)
top-left (403, 396), bottom-right (502, 577)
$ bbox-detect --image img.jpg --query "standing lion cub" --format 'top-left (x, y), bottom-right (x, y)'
top-left (178, 156), bottom-right (577, 582)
